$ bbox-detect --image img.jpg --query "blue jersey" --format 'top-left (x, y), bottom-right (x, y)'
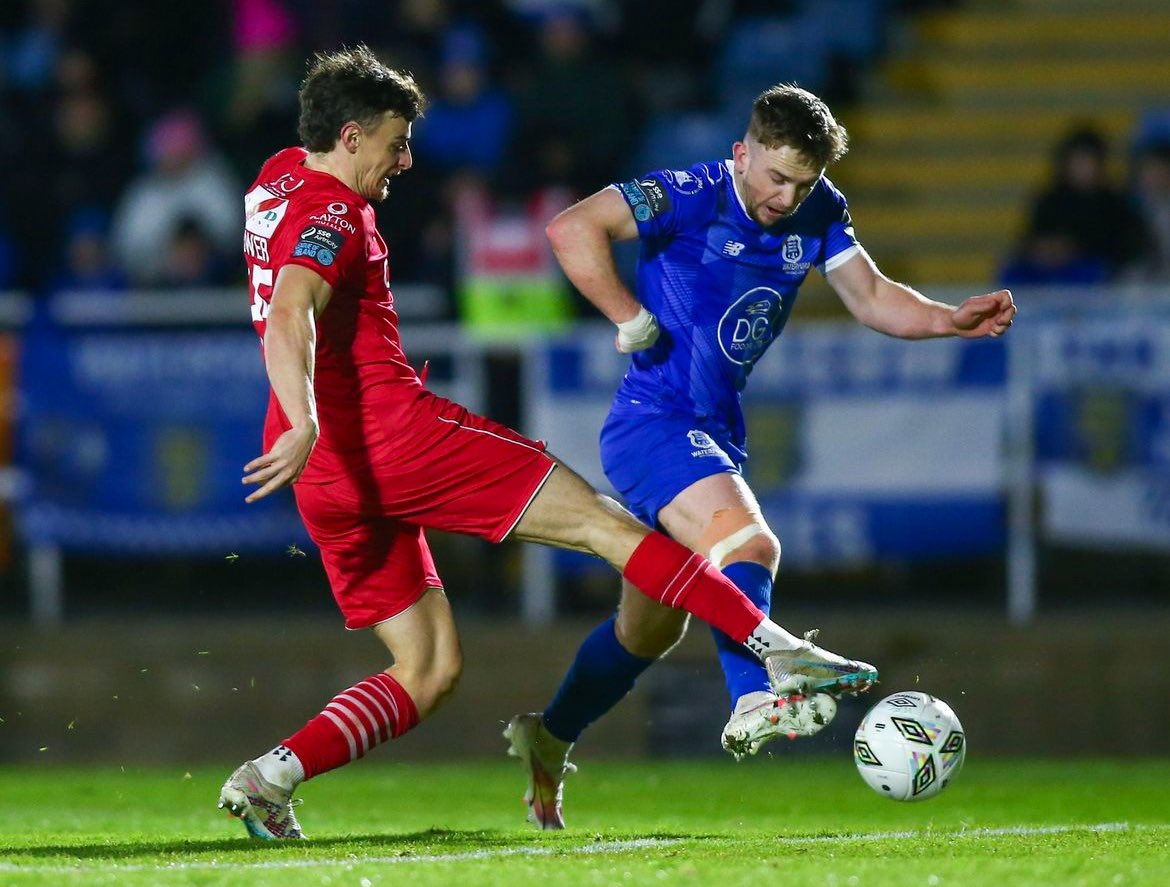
top-left (612, 160), bottom-right (860, 446)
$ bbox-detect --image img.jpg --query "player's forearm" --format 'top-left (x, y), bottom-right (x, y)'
top-left (263, 304), bottom-right (320, 432)
top-left (859, 278), bottom-right (957, 339)
top-left (547, 215), bottom-right (641, 323)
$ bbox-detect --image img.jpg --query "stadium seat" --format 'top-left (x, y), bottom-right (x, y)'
top-left (716, 16), bottom-right (829, 108)
top-left (631, 111), bottom-right (735, 177)
top-left (797, 0), bottom-right (889, 63)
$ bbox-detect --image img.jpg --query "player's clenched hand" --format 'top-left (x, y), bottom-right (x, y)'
top-left (614, 305), bottom-right (660, 353)
top-left (242, 424), bottom-right (318, 503)
top-left (951, 289), bottom-right (1016, 338)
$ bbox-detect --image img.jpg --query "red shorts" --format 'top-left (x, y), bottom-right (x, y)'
top-left (294, 391), bottom-right (556, 629)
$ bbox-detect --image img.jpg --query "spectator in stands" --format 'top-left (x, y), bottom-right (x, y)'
top-left (1130, 140), bottom-right (1170, 283)
top-left (1015, 125), bottom-right (1150, 283)
top-left (998, 230), bottom-right (1109, 288)
top-left (110, 109), bottom-right (240, 286)
top-left (213, 0), bottom-right (301, 180)
top-left (157, 217), bottom-right (232, 288)
top-left (509, 6), bottom-right (633, 193)
top-left (46, 208), bottom-right (128, 295)
top-left (412, 25), bottom-right (514, 178)
top-left (0, 0), bottom-right (71, 97)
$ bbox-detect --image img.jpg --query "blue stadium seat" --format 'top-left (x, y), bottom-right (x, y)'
top-left (798, 0), bottom-right (889, 63)
top-left (631, 111), bottom-right (736, 177)
top-left (1134, 106), bottom-right (1170, 149)
top-left (716, 15), bottom-right (829, 108)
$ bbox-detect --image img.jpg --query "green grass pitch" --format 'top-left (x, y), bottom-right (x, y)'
top-left (1, 758), bottom-right (1167, 886)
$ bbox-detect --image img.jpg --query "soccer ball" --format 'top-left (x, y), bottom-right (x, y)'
top-left (853, 691), bottom-right (966, 801)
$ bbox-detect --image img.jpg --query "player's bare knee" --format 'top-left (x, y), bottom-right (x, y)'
top-left (697, 508), bottom-right (779, 577)
top-left (393, 646), bottom-right (462, 711)
top-left (723, 530), bottom-right (781, 577)
top-left (428, 647), bottom-right (463, 703)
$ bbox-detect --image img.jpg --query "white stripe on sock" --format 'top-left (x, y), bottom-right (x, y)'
top-left (321, 709), bottom-right (358, 760)
top-left (325, 702), bottom-right (369, 755)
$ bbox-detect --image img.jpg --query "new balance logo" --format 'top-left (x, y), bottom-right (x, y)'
top-left (722, 241), bottom-right (745, 256)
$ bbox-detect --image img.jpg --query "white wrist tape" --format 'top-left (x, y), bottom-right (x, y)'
top-left (615, 306), bottom-right (660, 353)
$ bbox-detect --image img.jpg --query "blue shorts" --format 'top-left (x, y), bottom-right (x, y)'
top-left (600, 408), bottom-right (746, 527)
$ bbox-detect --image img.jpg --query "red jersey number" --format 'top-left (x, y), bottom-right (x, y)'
top-left (250, 264), bottom-right (274, 323)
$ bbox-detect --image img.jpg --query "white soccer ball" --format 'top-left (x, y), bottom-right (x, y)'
top-left (853, 691), bottom-right (966, 801)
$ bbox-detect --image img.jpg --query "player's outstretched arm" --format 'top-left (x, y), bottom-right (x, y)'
top-left (827, 249), bottom-right (1016, 340)
top-left (547, 188), bottom-right (658, 353)
top-left (243, 265), bottom-right (333, 503)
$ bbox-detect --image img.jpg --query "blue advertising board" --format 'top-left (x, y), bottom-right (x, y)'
top-left (17, 323), bottom-right (309, 554)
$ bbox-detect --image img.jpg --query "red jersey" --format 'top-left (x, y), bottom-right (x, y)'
top-left (244, 147), bottom-right (423, 483)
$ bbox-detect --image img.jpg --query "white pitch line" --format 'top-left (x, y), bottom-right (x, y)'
top-left (774, 822), bottom-right (1151, 844)
top-left (0, 837), bottom-right (683, 875)
top-left (4, 824), bottom-right (1165, 875)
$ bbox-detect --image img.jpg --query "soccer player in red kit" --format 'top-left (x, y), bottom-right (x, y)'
top-left (217, 45), bottom-right (877, 839)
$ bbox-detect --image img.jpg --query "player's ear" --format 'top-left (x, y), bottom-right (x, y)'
top-left (339, 121), bottom-right (362, 154)
top-left (731, 140), bottom-right (748, 170)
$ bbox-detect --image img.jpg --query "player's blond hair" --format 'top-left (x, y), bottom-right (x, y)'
top-left (298, 44), bottom-right (426, 153)
top-left (748, 84), bottom-right (848, 169)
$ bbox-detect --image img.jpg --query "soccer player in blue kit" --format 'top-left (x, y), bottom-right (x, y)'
top-left (505, 84), bottom-right (1016, 829)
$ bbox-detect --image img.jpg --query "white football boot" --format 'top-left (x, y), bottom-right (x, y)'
top-left (721, 690), bottom-right (838, 761)
top-left (764, 629), bottom-right (878, 696)
top-left (217, 761), bottom-right (305, 840)
top-left (504, 713), bottom-right (577, 830)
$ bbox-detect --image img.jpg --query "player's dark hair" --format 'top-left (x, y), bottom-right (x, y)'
top-left (298, 45), bottom-right (427, 153)
top-left (748, 84), bottom-right (848, 169)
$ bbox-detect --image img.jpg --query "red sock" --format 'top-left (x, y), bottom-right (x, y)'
top-left (283, 672), bottom-right (420, 780)
top-left (623, 532), bottom-right (763, 643)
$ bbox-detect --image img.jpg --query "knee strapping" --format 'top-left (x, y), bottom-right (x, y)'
top-left (694, 506), bottom-right (774, 570)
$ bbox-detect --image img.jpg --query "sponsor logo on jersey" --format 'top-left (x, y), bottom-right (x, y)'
top-left (722, 240), bottom-right (745, 257)
top-left (292, 224), bottom-right (346, 267)
top-left (718, 286), bottom-right (783, 367)
top-left (663, 168), bottom-right (703, 194)
top-left (243, 230), bottom-right (269, 262)
top-left (618, 178), bottom-right (671, 221)
top-left (298, 225), bottom-right (346, 252)
top-left (244, 186), bottom-right (289, 237)
top-left (638, 178), bottom-right (671, 215)
top-left (326, 201), bottom-right (348, 215)
top-left (309, 211), bottom-right (357, 234)
top-left (293, 240), bottom-right (336, 266)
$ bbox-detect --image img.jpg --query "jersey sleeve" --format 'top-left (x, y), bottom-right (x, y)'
top-left (611, 163), bottom-right (717, 238)
top-left (270, 198), bottom-right (364, 289)
top-left (817, 181), bottom-right (862, 274)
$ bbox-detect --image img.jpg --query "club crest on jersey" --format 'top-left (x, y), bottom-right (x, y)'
top-left (663, 168), bottom-right (704, 194)
top-left (782, 234), bottom-right (812, 273)
top-left (244, 186), bottom-right (288, 237)
top-left (718, 286), bottom-right (783, 367)
top-left (687, 429), bottom-right (720, 457)
top-left (783, 235), bottom-right (803, 264)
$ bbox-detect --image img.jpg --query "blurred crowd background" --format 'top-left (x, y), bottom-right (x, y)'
top-left (2, 0), bottom-right (1170, 763)
top-left (3, 0), bottom-right (1169, 308)
top-left (0, 0), bottom-right (1168, 624)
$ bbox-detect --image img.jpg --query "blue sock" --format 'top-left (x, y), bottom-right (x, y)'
top-left (709, 561), bottom-right (773, 709)
top-left (542, 616), bottom-right (654, 743)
